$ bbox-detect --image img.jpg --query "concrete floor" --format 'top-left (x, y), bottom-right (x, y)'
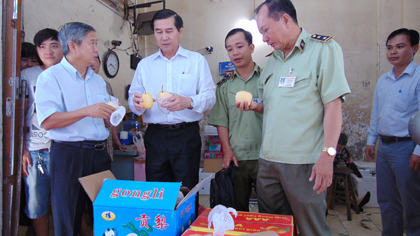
top-left (18, 195), bottom-right (386, 236)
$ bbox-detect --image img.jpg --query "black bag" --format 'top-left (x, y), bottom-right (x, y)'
top-left (210, 164), bottom-right (238, 208)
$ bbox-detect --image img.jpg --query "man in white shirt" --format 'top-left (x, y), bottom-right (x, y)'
top-left (35, 22), bottom-right (116, 236)
top-left (22, 28), bottom-right (62, 236)
top-left (128, 9), bottom-right (216, 192)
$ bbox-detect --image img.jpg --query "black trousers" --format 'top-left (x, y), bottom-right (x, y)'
top-left (144, 123), bottom-right (202, 217)
top-left (50, 141), bottom-right (111, 236)
top-left (144, 123), bottom-right (201, 190)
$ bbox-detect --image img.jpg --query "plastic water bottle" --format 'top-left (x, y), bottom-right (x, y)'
top-left (123, 113), bottom-right (141, 132)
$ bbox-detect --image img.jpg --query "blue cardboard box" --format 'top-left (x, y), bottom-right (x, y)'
top-left (79, 171), bottom-right (211, 236)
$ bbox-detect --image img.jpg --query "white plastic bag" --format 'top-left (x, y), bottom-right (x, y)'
top-left (132, 135), bottom-right (146, 160)
top-left (208, 205), bottom-right (237, 236)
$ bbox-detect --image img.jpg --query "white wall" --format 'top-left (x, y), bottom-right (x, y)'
top-left (24, 0), bottom-right (136, 107)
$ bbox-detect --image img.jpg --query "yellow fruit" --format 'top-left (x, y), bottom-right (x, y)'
top-left (141, 92), bottom-right (154, 109)
top-left (106, 101), bottom-right (119, 109)
top-left (158, 90), bottom-right (170, 99)
top-left (235, 91), bottom-right (253, 107)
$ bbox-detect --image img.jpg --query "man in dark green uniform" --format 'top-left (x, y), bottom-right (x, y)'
top-left (209, 28), bottom-right (263, 211)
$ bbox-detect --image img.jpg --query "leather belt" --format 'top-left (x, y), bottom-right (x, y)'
top-left (380, 136), bottom-right (411, 144)
top-left (148, 121), bottom-right (199, 131)
top-left (40, 148), bottom-right (49, 152)
top-left (53, 140), bottom-right (106, 150)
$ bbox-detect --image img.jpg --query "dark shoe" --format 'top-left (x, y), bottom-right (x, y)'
top-left (358, 191), bottom-right (371, 210)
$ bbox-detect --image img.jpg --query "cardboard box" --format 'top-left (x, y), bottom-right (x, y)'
top-left (182, 229), bottom-right (278, 236)
top-left (209, 135), bottom-right (222, 151)
top-left (182, 229), bottom-right (236, 236)
top-left (198, 209), bottom-right (293, 225)
top-left (198, 169), bottom-right (215, 195)
top-left (205, 151), bottom-right (224, 159)
top-left (203, 159), bottom-right (223, 173)
top-left (79, 171), bottom-right (212, 236)
top-left (190, 210), bottom-right (294, 236)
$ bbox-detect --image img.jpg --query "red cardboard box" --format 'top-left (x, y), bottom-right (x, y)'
top-left (182, 229), bottom-right (278, 236)
top-left (182, 229), bottom-right (236, 235)
top-left (205, 151), bottom-right (224, 159)
top-left (198, 209), bottom-right (293, 226)
top-left (188, 209), bottom-right (294, 236)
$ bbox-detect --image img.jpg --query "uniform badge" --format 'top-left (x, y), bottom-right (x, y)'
top-left (310, 34), bottom-right (334, 42)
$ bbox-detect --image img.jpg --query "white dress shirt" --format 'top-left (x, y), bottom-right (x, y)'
top-left (128, 46), bottom-right (216, 124)
top-left (36, 57), bottom-right (116, 141)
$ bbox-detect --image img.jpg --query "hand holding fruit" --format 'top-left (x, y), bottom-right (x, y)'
top-left (160, 93), bottom-right (192, 111)
top-left (235, 91), bottom-right (258, 111)
top-left (106, 101), bottom-right (119, 109)
top-left (132, 91), bottom-right (155, 111)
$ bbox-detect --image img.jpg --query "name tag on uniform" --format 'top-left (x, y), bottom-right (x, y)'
top-left (278, 76), bottom-right (296, 88)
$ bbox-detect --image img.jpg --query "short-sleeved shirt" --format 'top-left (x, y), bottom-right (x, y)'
top-left (36, 57), bottom-right (112, 141)
top-left (259, 28), bottom-right (351, 164)
top-left (209, 64), bottom-right (263, 161)
top-left (22, 66), bottom-right (50, 151)
top-left (367, 60), bottom-right (420, 155)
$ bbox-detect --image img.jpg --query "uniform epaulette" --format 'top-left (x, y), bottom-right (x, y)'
top-left (217, 73), bottom-right (233, 87)
top-left (310, 34), bottom-right (334, 42)
top-left (265, 51), bottom-right (275, 57)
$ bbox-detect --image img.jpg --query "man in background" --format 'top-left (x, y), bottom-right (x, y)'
top-left (21, 28), bottom-right (63, 236)
top-left (91, 54), bottom-right (125, 157)
top-left (365, 28), bottom-right (420, 235)
top-left (209, 28), bottom-right (262, 211)
top-left (21, 42), bottom-right (39, 70)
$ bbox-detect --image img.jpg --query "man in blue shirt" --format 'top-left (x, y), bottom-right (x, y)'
top-left (36, 22), bottom-right (116, 236)
top-left (366, 28), bottom-right (420, 236)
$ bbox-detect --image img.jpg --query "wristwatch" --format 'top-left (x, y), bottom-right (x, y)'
top-left (322, 147), bottom-right (337, 157)
top-left (188, 97), bottom-right (195, 110)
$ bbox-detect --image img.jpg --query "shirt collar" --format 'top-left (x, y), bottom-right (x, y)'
top-left (152, 45), bottom-right (188, 61)
top-left (232, 63), bottom-right (261, 82)
top-left (60, 57), bottom-right (79, 80)
top-left (273, 28), bottom-right (309, 59)
top-left (387, 60), bottom-right (418, 80)
top-left (60, 57), bottom-right (95, 80)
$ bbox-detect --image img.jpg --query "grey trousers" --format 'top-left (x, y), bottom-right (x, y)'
top-left (257, 158), bottom-right (331, 236)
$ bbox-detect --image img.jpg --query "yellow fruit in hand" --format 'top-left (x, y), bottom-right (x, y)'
top-left (235, 91), bottom-right (253, 107)
top-left (141, 92), bottom-right (154, 109)
top-left (106, 101), bottom-right (119, 109)
top-left (158, 90), bottom-right (170, 99)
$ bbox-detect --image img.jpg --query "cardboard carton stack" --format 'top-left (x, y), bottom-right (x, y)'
top-left (205, 135), bottom-right (224, 159)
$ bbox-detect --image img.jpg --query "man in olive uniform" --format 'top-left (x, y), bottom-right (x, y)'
top-left (237, 0), bottom-right (351, 235)
top-left (209, 28), bottom-right (263, 211)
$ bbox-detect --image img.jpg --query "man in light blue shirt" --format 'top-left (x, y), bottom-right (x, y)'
top-left (35, 22), bottom-right (116, 236)
top-left (366, 28), bottom-right (420, 236)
